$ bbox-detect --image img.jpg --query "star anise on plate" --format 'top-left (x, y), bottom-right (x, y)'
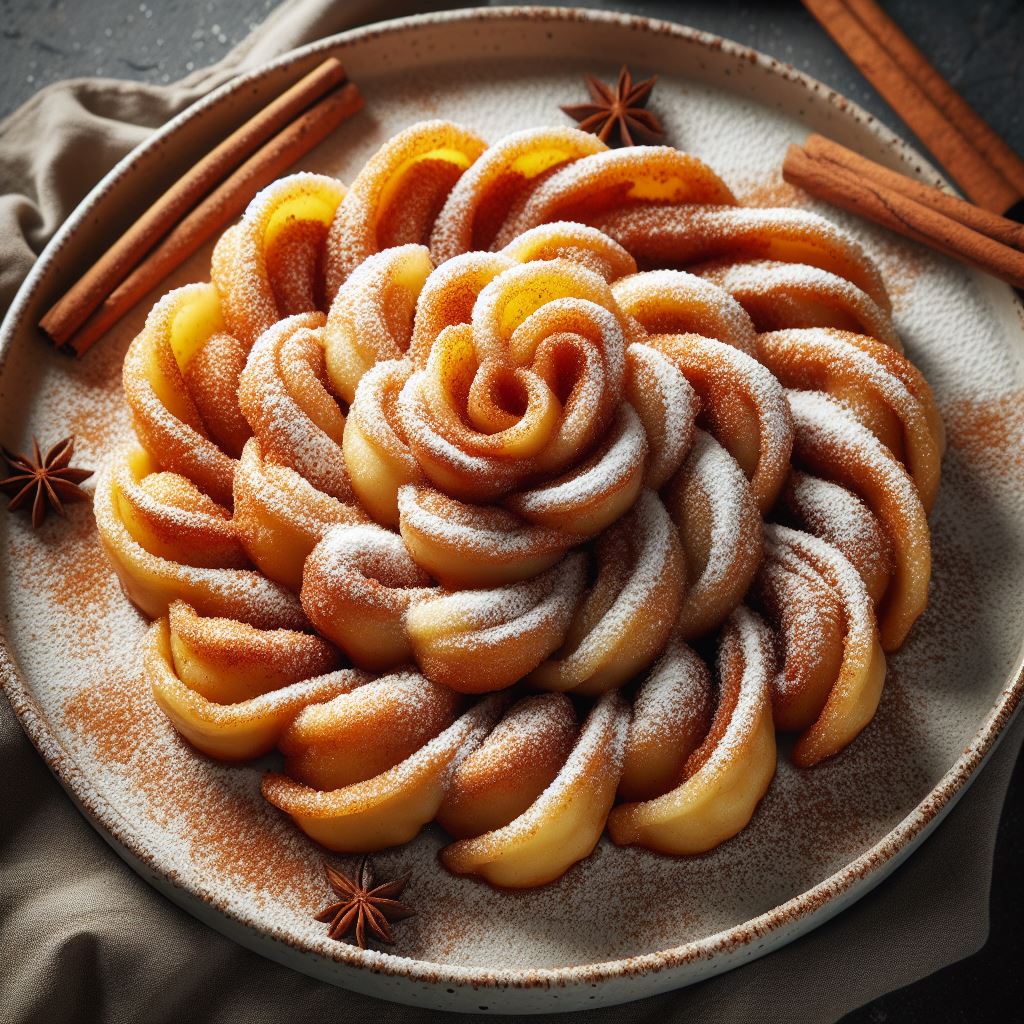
top-left (560, 65), bottom-right (665, 147)
top-left (314, 857), bottom-right (415, 948)
top-left (1, 435), bottom-right (93, 529)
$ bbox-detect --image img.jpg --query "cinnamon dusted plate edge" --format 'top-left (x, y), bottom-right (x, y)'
top-left (2, 7), bottom-right (1023, 1014)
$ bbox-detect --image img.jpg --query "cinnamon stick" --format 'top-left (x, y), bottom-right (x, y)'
top-left (803, 134), bottom-right (1024, 251)
top-left (800, 0), bottom-right (1021, 214)
top-left (63, 81), bottom-right (363, 357)
top-left (40, 57), bottom-right (347, 349)
top-left (783, 143), bottom-right (1024, 290)
top-left (843, 0), bottom-right (1024, 203)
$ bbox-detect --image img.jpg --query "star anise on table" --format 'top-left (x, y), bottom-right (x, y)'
top-left (1, 436), bottom-right (93, 529)
top-left (314, 857), bottom-right (415, 948)
top-left (560, 65), bottom-right (665, 148)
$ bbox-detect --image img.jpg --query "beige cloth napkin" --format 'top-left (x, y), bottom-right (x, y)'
top-left (1, 1), bottom-right (1021, 1021)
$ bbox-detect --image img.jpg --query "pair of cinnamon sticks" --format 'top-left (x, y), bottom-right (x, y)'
top-left (40, 57), bottom-right (363, 357)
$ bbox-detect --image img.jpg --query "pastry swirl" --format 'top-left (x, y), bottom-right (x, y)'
top-left (211, 172), bottom-right (346, 346)
top-left (95, 449), bottom-right (305, 629)
top-left (145, 601), bottom-right (350, 761)
top-left (99, 120), bottom-right (944, 888)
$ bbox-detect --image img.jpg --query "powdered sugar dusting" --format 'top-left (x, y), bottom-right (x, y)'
top-left (451, 691), bottom-right (629, 853)
top-left (626, 342), bottom-right (696, 486)
top-left (398, 485), bottom-right (567, 559)
top-left (699, 607), bottom-right (771, 780)
top-left (788, 389), bottom-right (922, 524)
top-left (783, 470), bottom-right (894, 588)
top-left (511, 403), bottom-right (645, 515)
top-left (408, 553), bottom-right (586, 649)
top-left (630, 637), bottom-right (711, 747)
top-left (239, 314), bottom-right (352, 501)
top-left (705, 259), bottom-right (897, 347)
top-left (684, 430), bottom-right (754, 592)
top-left (591, 203), bottom-right (888, 311)
top-left (453, 692), bottom-right (577, 781)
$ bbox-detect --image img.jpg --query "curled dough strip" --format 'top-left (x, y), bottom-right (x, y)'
top-left (301, 523), bottom-right (435, 671)
top-left (279, 671), bottom-right (462, 790)
top-left (211, 172), bottom-right (346, 347)
top-left (651, 331), bottom-right (794, 512)
top-left (430, 126), bottom-right (608, 260)
top-left (122, 283), bottom-right (238, 506)
top-left (437, 693), bottom-right (579, 839)
top-left (504, 298), bottom-right (629, 475)
top-left (95, 449), bottom-right (305, 629)
top-left (612, 269), bottom-right (758, 354)
top-left (409, 251), bottom-right (515, 366)
top-left (754, 554), bottom-right (844, 730)
top-left (441, 691), bottom-right (630, 888)
top-left (607, 606), bottom-right (776, 854)
top-left (398, 484), bottom-right (573, 588)
top-left (757, 327), bottom-right (942, 511)
top-left (397, 277), bottom-right (633, 501)
top-left (787, 389), bottom-right (930, 651)
top-left (471, 257), bottom-right (631, 371)
top-left (624, 341), bottom-right (696, 490)
top-left (182, 330), bottom-right (252, 460)
top-left (591, 204), bottom-right (890, 313)
top-left (529, 490), bottom-right (685, 696)
top-left (238, 312), bottom-right (352, 502)
top-left (499, 221), bottom-right (637, 284)
top-left (700, 259), bottom-right (900, 350)
top-left (145, 616), bottom-right (359, 761)
top-left (781, 470), bottom-right (894, 606)
top-left (505, 402), bottom-right (649, 540)
top-left (395, 335), bottom-right (544, 503)
top-left (407, 554), bottom-right (587, 693)
top-left (166, 599), bottom-right (339, 705)
top-left (261, 691), bottom-right (511, 852)
top-left (324, 244), bottom-right (434, 404)
top-left (500, 147), bottom-right (737, 247)
top-left (342, 359), bottom-right (424, 528)
top-left (666, 430), bottom-right (763, 640)
top-left (618, 636), bottom-right (714, 802)
top-left (102, 454), bottom-right (246, 570)
top-left (325, 119), bottom-right (487, 294)
top-left (232, 438), bottom-right (365, 590)
top-left (757, 525), bottom-right (887, 767)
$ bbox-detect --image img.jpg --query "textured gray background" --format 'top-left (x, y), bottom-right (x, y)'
top-left (1, 1), bottom-right (1021, 1021)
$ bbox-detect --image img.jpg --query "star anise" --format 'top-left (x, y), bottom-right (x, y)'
top-left (560, 65), bottom-right (665, 148)
top-left (314, 857), bottom-right (415, 948)
top-left (1, 435), bottom-right (93, 529)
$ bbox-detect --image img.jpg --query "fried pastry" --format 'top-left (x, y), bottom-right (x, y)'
top-left (146, 603), bottom-right (354, 761)
top-left (99, 120), bottom-right (943, 889)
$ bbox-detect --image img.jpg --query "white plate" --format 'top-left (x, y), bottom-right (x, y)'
top-left (2, 7), bottom-right (1023, 1014)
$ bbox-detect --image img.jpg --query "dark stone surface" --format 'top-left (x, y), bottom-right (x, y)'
top-left (0, 1), bottom-right (1021, 1021)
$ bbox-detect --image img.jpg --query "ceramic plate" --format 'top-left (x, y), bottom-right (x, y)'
top-left (2, 7), bottom-right (1023, 1014)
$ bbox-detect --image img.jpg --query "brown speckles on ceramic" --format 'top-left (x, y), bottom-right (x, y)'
top-left (1, 7), bottom-right (1023, 1015)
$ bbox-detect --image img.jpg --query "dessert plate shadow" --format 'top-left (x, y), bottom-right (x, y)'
top-left (2, 6), bottom-right (1023, 1014)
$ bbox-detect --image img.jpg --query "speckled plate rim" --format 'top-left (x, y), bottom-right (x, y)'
top-left (2, 5), bottom-right (1024, 1012)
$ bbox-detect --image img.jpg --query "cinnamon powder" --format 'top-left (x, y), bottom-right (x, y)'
top-left (945, 389), bottom-right (1024, 481)
top-left (63, 670), bottom-right (324, 910)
